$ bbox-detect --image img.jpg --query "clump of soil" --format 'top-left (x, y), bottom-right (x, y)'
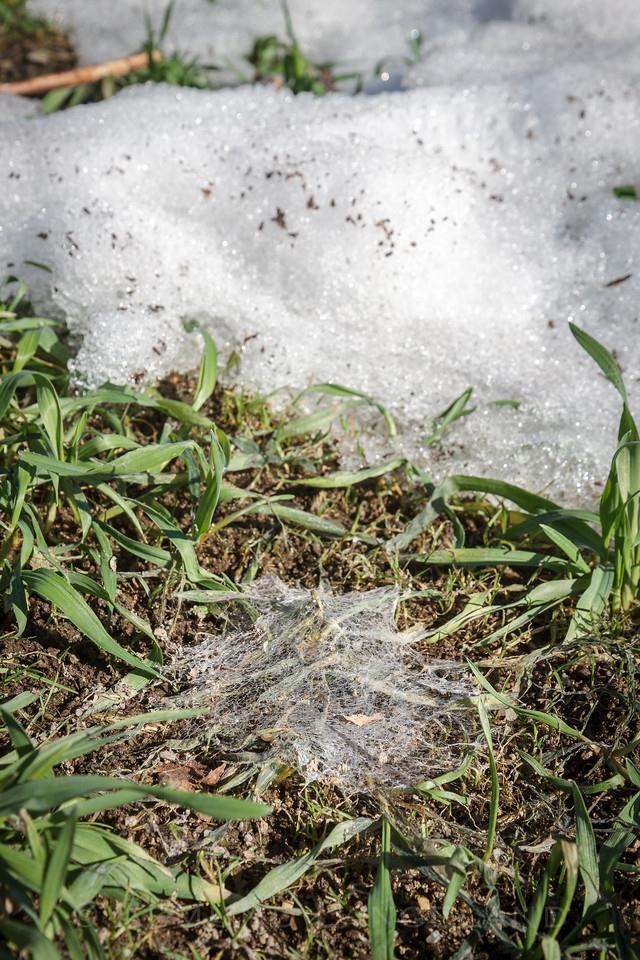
top-left (0, 13), bottom-right (75, 84)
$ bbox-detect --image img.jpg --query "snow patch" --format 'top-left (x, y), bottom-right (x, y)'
top-left (3, 2), bottom-right (640, 497)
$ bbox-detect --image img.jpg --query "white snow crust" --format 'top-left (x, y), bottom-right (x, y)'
top-left (3, 1), bottom-right (640, 497)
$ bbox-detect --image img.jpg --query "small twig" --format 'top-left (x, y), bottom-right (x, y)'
top-left (0, 50), bottom-right (162, 96)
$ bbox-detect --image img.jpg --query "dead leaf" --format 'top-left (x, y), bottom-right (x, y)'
top-left (153, 761), bottom-right (206, 792)
top-left (342, 712), bottom-right (385, 726)
top-left (416, 895), bottom-right (431, 913)
top-left (201, 763), bottom-right (227, 787)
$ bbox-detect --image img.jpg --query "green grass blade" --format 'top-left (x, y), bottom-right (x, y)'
top-left (569, 322), bottom-right (628, 404)
top-left (598, 791), bottom-right (640, 893)
top-left (92, 523), bottom-right (116, 601)
top-left (519, 752), bottom-right (624, 796)
top-left (524, 863), bottom-right (549, 950)
top-left (275, 400), bottom-right (358, 441)
top-left (0, 920), bottom-right (60, 960)
top-left (22, 569), bottom-right (158, 677)
top-left (193, 328), bottom-right (218, 411)
top-left (0, 773), bottom-right (271, 820)
top-left (227, 817), bottom-right (372, 915)
top-left (416, 547), bottom-right (572, 573)
top-left (0, 370), bottom-right (36, 420)
top-left (538, 523), bottom-right (591, 573)
top-left (0, 692), bottom-right (38, 715)
top-left (565, 564), bottom-right (614, 642)
top-left (295, 458), bottom-right (404, 489)
top-left (570, 782), bottom-right (600, 914)
top-left (23, 441), bottom-right (195, 480)
top-left (153, 396), bottom-right (214, 428)
top-left (385, 479), bottom-right (455, 553)
top-left (551, 841), bottom-right (579, 939)
top-left (0, 706), bottom-right (34, 754)
top-left (451, 475), bottom-right (559, 513)
top-left (541, 936), bottom-right (561, 960)
top-left (442, 846), bottom-right (471, 920)
top-left (426, 386), bottom-right (475, 446)
top-left (468, 663), bottom-right (592, 743)
top-left (10, 566), bottom-right (28, 637)
top-left (140, 501), bottom-right (212, 585)
top-left (425, 590), bottom-right (497, 644)
top-left (36, 378), bottom-right (64, 460)
top-left (506, 508), bottom-right (601, 541)
top-left (13, 328), bottom-right (42, 372)
top-left (212, 498), bottom-right (349, 538)
top-left (98, 521), bottom-right (171, 567)
top-left (301, 382), bottom-right (397, 437)
top-left (77, 434), bottom-right (140, 460)
top-left (477, 699), bottom-right (499, 862)
top-left (194, 431), bottom-right (225, 539)
top-left (39, 810), bottom-right (77, 929)
top-left (368, 818), bottom-right (396, 960)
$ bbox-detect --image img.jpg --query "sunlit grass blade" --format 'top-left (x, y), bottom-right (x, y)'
top-left (140, 500), bottom-right (219, 585)
top-left (13, 328), bottom-right (41, 372)
top-left (301, 382), bottom-right (397, 438)
top-left (194, 430), bottom-right (225, 540)
top-left (22, 441), bottom-right (201, 488)
top-left (425, 589), bottom-right (495, 644)
top-left (0, 773), bottom-right (271, 821)
top-left (426, 386), bottom-right (475, 446)
top-left (416, 547), bottom-right (574, 573)
top-left (275, 400), bottom-right (358, 441)
top-left (538, 523), bottom-right (590, 573)
top-left (192, 328), bottom-right (218, 411)
top-left (295, 458), bottom-right (404, 489)
top-left (451, 475), bottom-right (559, 513)
top-left (36, 378), bottom-right (63, 460)
top-left (565, 564), bottom-right (614, 641)
top-left (569, 322), bottom-right (628, 405)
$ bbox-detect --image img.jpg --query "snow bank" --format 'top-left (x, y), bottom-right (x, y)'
top-left (31, 0), bottom-right (467, 75)
top-left (3, 2), bottom-right (640, 497)
top-left (31, 1), bottom-right (640, 80)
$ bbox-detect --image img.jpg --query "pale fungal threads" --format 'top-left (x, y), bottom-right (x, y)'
top-left (171, 578), bottom-right (476, 792)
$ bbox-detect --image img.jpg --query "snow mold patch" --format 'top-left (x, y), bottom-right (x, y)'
top-left (171, 578), bottom-right (476, 792)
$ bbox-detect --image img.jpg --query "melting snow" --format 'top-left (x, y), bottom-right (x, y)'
top-left (2, 1), bottom-right (640, 498)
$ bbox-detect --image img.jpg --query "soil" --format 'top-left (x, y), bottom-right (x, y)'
top-left (2, 369), bottom-right (639, 959)
top-left (0, 17), bottom-right (75, 85)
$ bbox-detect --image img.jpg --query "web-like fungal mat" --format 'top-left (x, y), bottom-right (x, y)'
top-left (172, 578), bottom-right (476, 792)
